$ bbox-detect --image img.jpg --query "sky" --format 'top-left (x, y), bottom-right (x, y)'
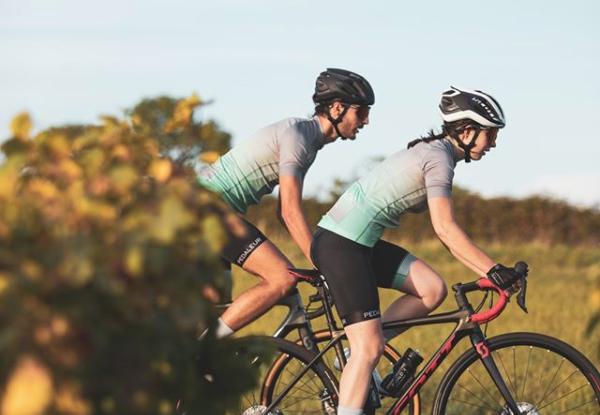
top-left (1, 0), bottom-right (599, 208)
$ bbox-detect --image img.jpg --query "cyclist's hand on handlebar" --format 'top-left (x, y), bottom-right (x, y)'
top-left (486, 263), bottom-right (522, 291)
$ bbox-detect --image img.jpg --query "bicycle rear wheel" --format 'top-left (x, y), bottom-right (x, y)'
top-left (232, 336), bottom-right (338, 415)
top-left (433, 332), bottom-right (600, 415)
top-left (263, 330), bottom-right (420, 414)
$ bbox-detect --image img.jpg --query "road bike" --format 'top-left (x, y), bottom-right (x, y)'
top-left (219, 285), bottom-right (419, 414)
top-left (232, 262), bottom-right (600, 414)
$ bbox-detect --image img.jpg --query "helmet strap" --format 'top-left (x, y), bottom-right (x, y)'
top-left (446, 124), bottom-right (481, 163)
top-left (327, 104), bottom-right (350, 140)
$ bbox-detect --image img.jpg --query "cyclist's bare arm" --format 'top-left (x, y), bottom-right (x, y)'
top-left (428, 196), bottom-right (495, 277)
top-left (278, 175), bottom-right (314, 265)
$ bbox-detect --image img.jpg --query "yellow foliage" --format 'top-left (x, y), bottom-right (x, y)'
top-left (79, 148), bottom-right (106, 175)
top-left (202, 214), bottom-right (226, 253)
top-left (0, 162), bottom-right (19, 198)
top-left (10, 112), bottom-right (32, 142)
top-left (149, 159), bottom-right (172, 183)
top-left (100, 397), bottom-right (116, 413)
top-left (1, 357), bottom-right (53, 415)
top-left (199, 151), bottom-right (220, 164)
top-left (108, 164), bottom-right (138, 194)
top-left (59, 256), bottom-right (93, 286)
top-left (150, 196), bottom-right (195, 244)
top-left (28, 179), bottom-right (60, 201)
top-left (152, 360), bottom-right (172, 376)
top-left (158, 400), bottom-right (173, 415)
top-left (590, 289), bottom-right (600, 308)
top-left (163, 94), bottom-right (201, 133)
top-left (55, 384), bottom-right (91, 415)
top-left (20, 260), bottom-right (42, 281)
top-left (51, 316), bottom-right (70, 337)
top-left (125, 246), bottom-right (144, 277)
top-left (45, 135), bottom-right (71, 159)
top-left (0, 272), bottom-right (10, 294)
top-left (132, 391), bottom-right (149, 409)
top-left (111, 144), bottom-right (131, 162)
top-left (0, 95), bottom-right (229, 414)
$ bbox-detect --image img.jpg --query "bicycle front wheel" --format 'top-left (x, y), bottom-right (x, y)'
top-left (234, 336), bottom-right (339, 415)
top-left (433, 332), bottom-right (600, 415)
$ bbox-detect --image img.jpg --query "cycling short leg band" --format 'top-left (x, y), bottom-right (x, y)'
top-left (390, 253), bottom-right (417, 290)
top-left (337, 406), bottom-right (363, 415)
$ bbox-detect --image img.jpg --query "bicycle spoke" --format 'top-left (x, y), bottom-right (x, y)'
top-left (513, 346), bottom-right (519, 401)
top-left (466, 366), bottom-right (502, 408)
top-left (537, 382), bottom-right (593, 411)
top-left (454, 381), bottom-right (498, 411)
top-left (554, 397), bottom-right (600, 415)
top-left (535, 369), bottom-right (581, 409)
top-left (520, 346), bottom-right (532, 400)
top-left (494, 349), bottom-right (519, 399)
top-left (535, 355), bottom-right (565, 408)
top-left (448, 396), bottom-right (497, 413)
top-left (281, 363), bottom-right (322, 396)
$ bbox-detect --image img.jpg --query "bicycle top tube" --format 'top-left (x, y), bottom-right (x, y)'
top-left (289, 264), bottom-right (528, 325)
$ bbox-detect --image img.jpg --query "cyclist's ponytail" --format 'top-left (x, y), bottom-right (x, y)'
top-left (407, 120), bottom-right (478, 149)
top-left (407, 128), bottom-right (446, 149)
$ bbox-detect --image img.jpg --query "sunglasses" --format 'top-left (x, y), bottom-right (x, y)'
top-left (348, 104), bottom-right (371, 121)
top-left (484, 127), bottom-right (499, 141)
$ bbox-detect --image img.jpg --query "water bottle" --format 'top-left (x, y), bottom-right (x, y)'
top-left (380, 348), bottom-right (423, 397)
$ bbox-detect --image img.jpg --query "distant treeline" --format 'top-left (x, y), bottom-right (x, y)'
top-left (245, 187), bottom-right (600, 246)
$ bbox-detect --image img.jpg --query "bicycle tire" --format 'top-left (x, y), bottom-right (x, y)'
top-left (263, 330), bottom-right (421, 414)
top-left (233, 336), bottom-right (339, 415)
top-left (432, 332), bottom-right (600, 415)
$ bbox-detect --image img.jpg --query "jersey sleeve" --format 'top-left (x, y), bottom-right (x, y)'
top-left (423, 149), bottom-right (454, 199)
top-left (279, 125), bottom-right (310, 179)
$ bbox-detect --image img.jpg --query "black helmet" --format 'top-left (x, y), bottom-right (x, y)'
top-left (439, 86), bottom-right (506, 128)
top-left (313, 68), bottom-right (375, 106)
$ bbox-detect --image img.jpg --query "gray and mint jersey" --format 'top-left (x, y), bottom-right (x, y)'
top-left (198, 117), bottom-right (324, 214)
top-left (319, 138), bottom-right (458, 247)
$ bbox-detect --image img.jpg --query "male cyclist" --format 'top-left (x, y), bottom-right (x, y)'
top-left (199, 68), bottom-right (375, 338)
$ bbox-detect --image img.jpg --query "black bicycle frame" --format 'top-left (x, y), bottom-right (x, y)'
top-left (262, 285), bottom-right (525, 415)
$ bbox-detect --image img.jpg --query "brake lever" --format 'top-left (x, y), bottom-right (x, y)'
top-left (517, 276), bottom-right (528, 313)
top-left (514, 261), bottom-right (529, 313)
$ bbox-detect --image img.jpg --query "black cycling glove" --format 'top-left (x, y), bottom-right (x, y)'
top-left (486, 263), bottom-right (520, 290)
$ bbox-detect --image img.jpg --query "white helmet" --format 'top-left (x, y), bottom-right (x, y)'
top-left (439, 86), bottom-right (506, 128)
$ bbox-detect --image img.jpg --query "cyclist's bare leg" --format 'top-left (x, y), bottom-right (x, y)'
top-left (219, 240), bottom-right (296, 332)
top-left (340, 318), bottom-right (384, 409)
top-left (381, 259), bottom-right (447, 331)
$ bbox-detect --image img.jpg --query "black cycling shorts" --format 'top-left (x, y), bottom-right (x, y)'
top-left (311, 227), bottom-right (415, 326)
top-left (221, 217), bottom-right (268, 268)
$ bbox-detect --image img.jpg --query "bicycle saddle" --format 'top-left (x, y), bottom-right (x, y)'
top-left (288, 268), bottom-right (323, 286)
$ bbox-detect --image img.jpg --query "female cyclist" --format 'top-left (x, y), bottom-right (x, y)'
top-left (198, 68), bottom-right (374, 339)
top-left (310, 86), bottom-right (522, 415)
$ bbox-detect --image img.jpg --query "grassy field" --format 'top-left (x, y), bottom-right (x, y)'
top-left (230, 237), bottom-right (600, 413)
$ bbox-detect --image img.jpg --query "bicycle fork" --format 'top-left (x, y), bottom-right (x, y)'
top-left (471, 328), bottom-right (524, 415)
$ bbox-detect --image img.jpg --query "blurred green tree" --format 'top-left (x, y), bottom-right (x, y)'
top-left (0, 100), bottom-right (258, 415)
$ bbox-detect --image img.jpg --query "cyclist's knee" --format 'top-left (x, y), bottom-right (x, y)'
top-left (269, 272), bottom-right (297, 298)
top-left (425, 280), bottom-right (447, 310)
top-left (352, 337), bottom-right (384, 365)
